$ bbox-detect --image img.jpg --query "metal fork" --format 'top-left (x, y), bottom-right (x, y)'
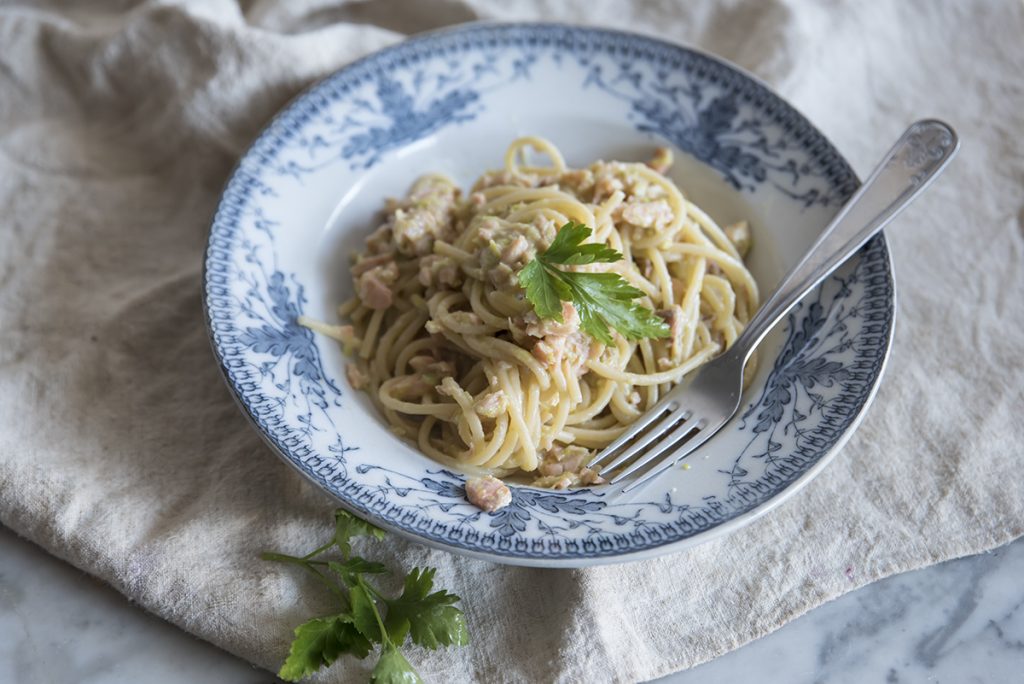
top-left (591, 119), bottom-right (959, 492)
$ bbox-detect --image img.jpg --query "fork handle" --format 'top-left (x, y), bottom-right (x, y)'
top-left (731, 119), bottom-right (959, 363)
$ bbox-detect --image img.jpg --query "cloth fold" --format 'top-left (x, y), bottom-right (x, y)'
top-left (1, 1), bottom-right (1022, 682)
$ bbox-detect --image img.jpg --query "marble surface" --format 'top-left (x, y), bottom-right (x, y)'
top-left (0, 525), bottom-right (1019, 684)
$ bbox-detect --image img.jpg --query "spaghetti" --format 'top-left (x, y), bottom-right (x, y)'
top-left (302, 137), bottom-right (758, 491)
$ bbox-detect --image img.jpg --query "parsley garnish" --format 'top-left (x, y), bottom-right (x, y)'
top-left (517, 221), bottom-right (670, 344)
top-left (264, 510), bottom-right (469, 682)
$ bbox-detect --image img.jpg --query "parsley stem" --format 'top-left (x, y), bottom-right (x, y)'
top-left (263, 553), bottom-right (330, 568)
top-left (308, 567), bottom-right (348, 605)
top-left (263, 552), bottom-right (348, 606)
top-left (302, 540), bottom-right (335, 560)
top-left (357, 576), bottom-right (391, 647)
top-left (262, 551), bottom-right (314, 564)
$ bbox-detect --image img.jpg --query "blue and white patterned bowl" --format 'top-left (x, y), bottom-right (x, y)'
top-left (204, 23), bottom-right (893, 567)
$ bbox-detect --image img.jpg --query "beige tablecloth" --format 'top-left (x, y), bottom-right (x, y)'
top-left (1, 1), bottom-right (1022, 682)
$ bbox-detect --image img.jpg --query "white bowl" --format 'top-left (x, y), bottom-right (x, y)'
top-left (204, 23), bottom-right (893, 567)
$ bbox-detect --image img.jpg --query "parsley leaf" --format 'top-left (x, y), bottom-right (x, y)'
top-left (384, 567), bottom-right (470, 649)
top-left (279, 616), bottom-right (372, 681)
top-left (517, 221), bottom-right (670, 343)
top-left (350, 582), bottom-right (384, 642)
top-left (518, 258), bottom-right (569, 320)
top-left (371, 644), bottom-right (423, 684)
top-left (562, 272), bottom-right (672, 345)
top-left (541, 221), bottom-right (622, 266)
top-left (329, 557), bottom-right (388, 586)
top-left (265, 510), bottom-right (468, 683)
top-left (333, 508), bottom-right (386, 557)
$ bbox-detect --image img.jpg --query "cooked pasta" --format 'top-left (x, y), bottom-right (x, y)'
top-left (301, 137), bottom-right (758, 492)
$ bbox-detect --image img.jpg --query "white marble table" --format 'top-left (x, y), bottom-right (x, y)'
top-left (1, 525), bottom-right (1020, 683)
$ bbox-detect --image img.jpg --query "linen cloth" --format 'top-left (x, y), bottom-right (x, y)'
top-left (1, 0), bottom-right (1022, 681)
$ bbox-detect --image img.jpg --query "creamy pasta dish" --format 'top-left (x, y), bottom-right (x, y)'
top-left (302, 137), bottom-right (758, 510)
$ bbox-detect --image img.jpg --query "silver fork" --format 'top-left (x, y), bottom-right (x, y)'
top-left (591, 119), bottom-right (959, 492)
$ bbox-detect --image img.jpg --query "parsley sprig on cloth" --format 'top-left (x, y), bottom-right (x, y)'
top-left (264, 510), bottom-right (469, 682)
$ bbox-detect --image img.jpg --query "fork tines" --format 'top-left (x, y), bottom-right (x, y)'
top-left (590, 402), bottom-right (706, 489)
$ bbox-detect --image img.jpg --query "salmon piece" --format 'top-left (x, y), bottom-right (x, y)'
top-left (417, 254), bottom-right (462, 289)
top-left (356, 261), bottom-right (398, 310)
top-left (500, 234), bottom-right (530, 265)
top-left (473, 390), bottom-right (507, 418)
top-left (525, 301), bottom-right (579, 338)
top-left (390, 175), bottom-right (460, 256)
top-left (622, 200), bottom-right (673, 228)
top-left (465, 476), bottom-right (512, 512)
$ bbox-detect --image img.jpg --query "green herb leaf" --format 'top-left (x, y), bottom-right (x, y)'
top-left (371, 644), bottom-right (423, 684)
top-left (333, 509), bottom-right (386, 557)
top-left (329, 557), bottom-right (388, 587)
top-left (518, 259), bottom-right (569, 321)
top-left (540, 221), bottom-right (622, 266)
top-left (350, 583), bottom-right (383, 642)
top-left (267, 510), bottom-right (468, 683)
top-left (384, 567), bottom-right (470, 650)
top-left (562, 272), bottom-right (671, 345)
top-left (278, 616), bottom-right (373, 682)
top-left (518, 222), bottom-right (670, 343)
